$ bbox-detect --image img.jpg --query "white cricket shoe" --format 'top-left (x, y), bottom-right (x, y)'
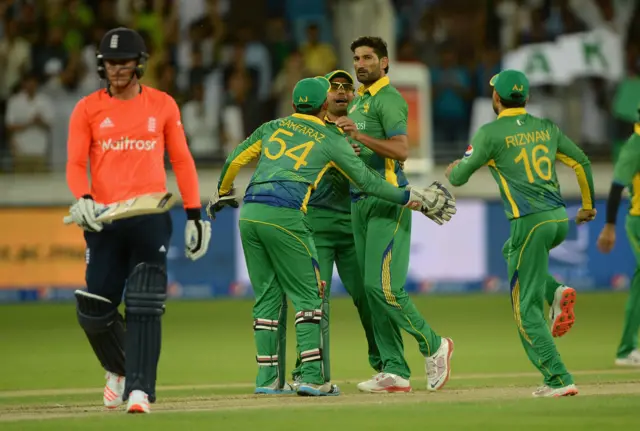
top-left (550, 286), bottom-right (576, 337)
top-left (126, 390), bottom-right (150, 414)
top-left (356, 372), bottom-right (412, 393)
top-left (103, 371), bottom-right (125, 409)
top-left (532, 384), bottom-right (578, 397)
top-left (615, 349), bottom-right (640, 366)
top-left (426, 337), bottom-right (454, 391)
top-left (254, 381), bottom-right (296, 395)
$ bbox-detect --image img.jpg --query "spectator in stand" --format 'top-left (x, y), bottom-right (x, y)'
top-left (299, 22), bottom-right (337, 76)
top-left (5, 72), bottom-right (54, 173)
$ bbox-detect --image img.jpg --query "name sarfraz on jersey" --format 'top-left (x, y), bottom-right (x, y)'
top-left (99, 137), bottom-right (157, 152)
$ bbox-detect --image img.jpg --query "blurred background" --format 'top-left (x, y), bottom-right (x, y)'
top-left (1, 0), bottom-right (639, 302)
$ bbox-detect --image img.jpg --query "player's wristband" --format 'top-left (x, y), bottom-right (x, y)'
top-left (185, 208), bottom-right (201, 220)
top-left (605, 182), bottom-right (624, 225)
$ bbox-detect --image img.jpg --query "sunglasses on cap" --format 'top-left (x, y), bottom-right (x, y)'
top-left (330, 82), bottom-right (354, 92)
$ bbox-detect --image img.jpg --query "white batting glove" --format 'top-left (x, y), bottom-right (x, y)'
top-left (69, 196), bottom-right (106, 232)
top-left (185, 219), bottom-right (211, 261)
top-left (404, 184), bottom-right (457, 225)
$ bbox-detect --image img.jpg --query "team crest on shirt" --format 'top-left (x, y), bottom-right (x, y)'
top-left (362, 102), bottom-right (370, 113)
top-left (464, 145), bottom-right (473, 158)
top-left (148, 117), bottom-right (156, 132)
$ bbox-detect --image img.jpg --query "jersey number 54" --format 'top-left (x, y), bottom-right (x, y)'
top-left (264, 128), bottom-right (315, 170)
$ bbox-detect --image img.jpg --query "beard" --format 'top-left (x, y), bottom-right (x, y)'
top-left (356, 68), bottom-right (381, 85)
top-left (492, 99), bottom-right (499, 115)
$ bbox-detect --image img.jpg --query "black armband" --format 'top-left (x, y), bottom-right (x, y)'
top-left (185, 208), bottom-right (201, 220)
top-left (605, 182), bottom-right (625, 225)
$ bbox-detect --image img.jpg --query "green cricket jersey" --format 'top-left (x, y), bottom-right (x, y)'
top-left (613, 124), bottom-right (640, 216)
top-left (449, 108), bottom-right (595, 220)
top-left (306, 117), bottom-right (351, 214)
top-left (348, 76), bottom-right (409, 198)
top-left (218, 113), bottom-right (409, 212)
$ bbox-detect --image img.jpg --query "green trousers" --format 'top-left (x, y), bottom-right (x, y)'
top-left (618, 215), bottom-right (640, 358)
top-left (292, 206), bottom-right (381, 382)
top-left (351, 196), bottom-right (442, 379)
top-left (239, 203), bottom-right (325, 387)
top-left (502, 206), bottom-right (573, 388)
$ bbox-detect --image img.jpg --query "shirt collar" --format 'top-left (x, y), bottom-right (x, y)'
top-left (357, 76), bottom-right (390, 96)
top-left (635, 123), bottom-right (640, 136)
top-left (292, 113), bottom-right (325, 126)
top-left (497, 108), bottom-right (527, 119)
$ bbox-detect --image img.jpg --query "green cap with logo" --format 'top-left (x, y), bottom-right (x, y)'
top-left (490, 69), bottom-right (529, 102)
top-left (292, 77), bottom-right (330, 113)
top-left (324, 69), bottom-right (354, 84)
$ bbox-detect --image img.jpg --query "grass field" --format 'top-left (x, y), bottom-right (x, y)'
top-left (0, 291), bottom-right (639, 429)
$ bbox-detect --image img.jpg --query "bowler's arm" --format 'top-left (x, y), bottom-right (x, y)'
top-left (354, 93), bottom-right (409, 161)
top-left (605, 138), bottom-right (638, 225)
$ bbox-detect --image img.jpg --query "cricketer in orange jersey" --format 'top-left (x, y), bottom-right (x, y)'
top-left (64, 27), bottom-right (210, 414)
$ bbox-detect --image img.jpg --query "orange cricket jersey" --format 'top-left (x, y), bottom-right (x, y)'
top-left (65, 85), bottom-right (201, 209)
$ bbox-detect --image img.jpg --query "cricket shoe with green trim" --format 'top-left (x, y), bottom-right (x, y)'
top-left (357, 373), bottom-right (412, 393)
top-left (532, 384), bottom-right (578, 397)
top-left (254, 381), bottom-right (296, 395)
top-left (297, 382), bottom-right (340, 396)
top-left (550, 285), bottom-right (576, 338)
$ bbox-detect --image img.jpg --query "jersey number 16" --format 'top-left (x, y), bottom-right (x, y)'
top-left (514, 144), bottom-right (552, 183)
top-left (264, 128), bottom-right (315, 170)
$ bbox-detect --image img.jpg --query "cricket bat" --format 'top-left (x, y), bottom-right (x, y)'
top-left (63, 192), bottom-right (178, 225)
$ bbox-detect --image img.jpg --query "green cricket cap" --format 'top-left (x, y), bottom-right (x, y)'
top-left (324, 69), bottom-right (354, 84)
top-left (292, 77), bottom-right (330, 113)
top-left (490, 69), bottom-right (529, 102)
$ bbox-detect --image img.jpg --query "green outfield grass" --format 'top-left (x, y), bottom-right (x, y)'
top-left (0, 291), bottom-right (639, 429)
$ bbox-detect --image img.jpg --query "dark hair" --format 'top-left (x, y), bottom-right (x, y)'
top-left (500, 98), bottom-right (527, 108)
top-left (350, 36), bottom-right (389, 74)
top-left (294, 106), bottom-right (322, 115)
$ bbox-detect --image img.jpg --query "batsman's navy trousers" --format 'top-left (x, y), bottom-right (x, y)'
top-left (83, 213), bottom-right (172, 305)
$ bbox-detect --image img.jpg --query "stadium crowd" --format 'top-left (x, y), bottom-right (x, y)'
top-left (0, 0), bottom-right (638, 173)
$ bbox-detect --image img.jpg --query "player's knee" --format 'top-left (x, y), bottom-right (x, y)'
top-left (124, 263), bottom-right (167, 316)
top-left (75, 290), bottom-right (122, 333)
top-left (294, 309), bottom-right (322, 326)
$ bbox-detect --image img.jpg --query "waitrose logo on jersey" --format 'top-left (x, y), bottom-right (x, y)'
top-left (99, 137), bottom-right (157, 151)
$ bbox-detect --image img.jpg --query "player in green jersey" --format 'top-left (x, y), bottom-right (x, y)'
top-left (446, 69), bottom-right (597, 397)
top-left (336, 36), bottom-right (455, 393)
top-left (597, 116), bottom-right (640, 367)
top-left (206, 77), bottom-right (456, 397)
top-left (290, 70), bottom-right (382, 387)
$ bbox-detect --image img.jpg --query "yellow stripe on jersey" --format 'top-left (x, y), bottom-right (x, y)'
top-left (631, 173), bottom-right (640, 216)
top-left (300, 162), bottom-right (333, 213)
top-left (384, 158), bottom-right (399, 186)
top-left (219, 140), bottom-right (262, 195)
top-left (556, 152), bottom-right (593, 210)
top-left (487, 160), bottom-right (520, 218)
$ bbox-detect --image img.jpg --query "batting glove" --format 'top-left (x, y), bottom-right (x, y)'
top-left (206, 188), bottom-right (239, 220)
top-left (185, 215), bottom-right (211, 261)
top-left (68, 195), bottom-right (106, 232)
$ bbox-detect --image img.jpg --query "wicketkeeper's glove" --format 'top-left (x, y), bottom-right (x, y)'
top-left (404, 183), bottom-right (457, 225)
top-left (206, 188), bottom-right (239, 220)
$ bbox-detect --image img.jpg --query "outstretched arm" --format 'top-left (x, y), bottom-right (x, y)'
top-left (447, 129), bottom-right (493, 187)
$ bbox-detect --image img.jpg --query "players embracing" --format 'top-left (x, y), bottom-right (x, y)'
top-left (65, 27), bottom-right (211, 413)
